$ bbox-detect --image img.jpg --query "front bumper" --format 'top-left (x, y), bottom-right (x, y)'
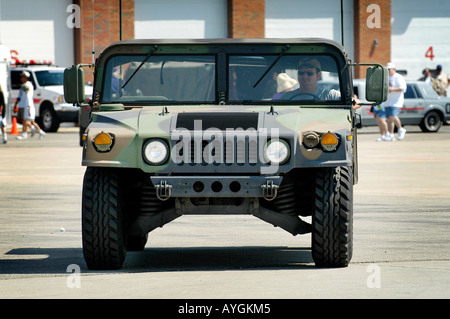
top-left (150, 175), bottom-right (283, 200)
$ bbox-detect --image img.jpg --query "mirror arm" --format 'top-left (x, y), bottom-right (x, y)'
top-left (349, 62), bottom-right (384, 68)
top-left (75, 64), bottom-right (93, 106)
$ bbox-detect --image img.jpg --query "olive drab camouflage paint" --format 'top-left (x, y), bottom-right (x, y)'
top-left (66, 38), bottom-right (386, 270)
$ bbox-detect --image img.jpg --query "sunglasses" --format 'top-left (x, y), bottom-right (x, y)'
top-left (298, 71), bottom-right (317, 76)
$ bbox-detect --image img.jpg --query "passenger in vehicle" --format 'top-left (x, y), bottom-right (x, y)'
top-left (272, 73), bottom-right (298, 100)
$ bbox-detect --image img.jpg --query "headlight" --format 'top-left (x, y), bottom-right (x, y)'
top-left (264, 139), bottom-right (290, 165)
top-left (320, 132), bottom-right (339, 152)
top-left (93, 132), bottom-right (113, 152)
top-left (143, 139), bottom-right (169, 165)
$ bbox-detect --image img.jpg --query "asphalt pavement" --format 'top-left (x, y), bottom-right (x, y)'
top-left (0, 123), bottom-right (449, 300)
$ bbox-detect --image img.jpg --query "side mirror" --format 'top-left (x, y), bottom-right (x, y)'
top-left (64, 65), bottom-right (85, 105)
top-left (365, 66), bottom-right (388, 104)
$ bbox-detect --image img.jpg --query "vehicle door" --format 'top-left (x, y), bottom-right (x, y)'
top-left (400, 84), bottom-right (425, 125)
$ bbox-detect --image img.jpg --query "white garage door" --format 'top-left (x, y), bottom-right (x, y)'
top-left (265, 0), bottom-right (354, 61)
top-left (392, 0), bottom-right (450, 80)
top-left (135, 0), bottom-right (227, 39)
top-left (0, 0), bottom-right (74, 67)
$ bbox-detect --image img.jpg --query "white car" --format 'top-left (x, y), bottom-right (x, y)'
top-left (353, 79), bottom-right (450, 132)
top-left (11, 65), bottom-right (92, 132)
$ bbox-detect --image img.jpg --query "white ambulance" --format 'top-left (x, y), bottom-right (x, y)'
top-left (11, 62), bottom-right (92, 132)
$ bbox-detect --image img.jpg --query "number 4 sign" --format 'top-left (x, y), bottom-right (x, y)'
top-left (425, 46), bottom-right (435, 61)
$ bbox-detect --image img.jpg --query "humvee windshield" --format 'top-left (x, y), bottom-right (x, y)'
top-left (101, 53), bottom-right (343, 105)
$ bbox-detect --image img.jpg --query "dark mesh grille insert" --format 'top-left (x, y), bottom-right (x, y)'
top-left (176, 112), bottom-right (258, 131)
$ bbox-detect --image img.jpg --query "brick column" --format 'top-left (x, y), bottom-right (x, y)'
top-left (353, 0), bottom-right (391, 79)
top-left (74, 0), bottom-right (134, 81)
top-left (227, 0), bottom-right (265, 38)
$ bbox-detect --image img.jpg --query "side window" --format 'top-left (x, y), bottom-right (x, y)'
top-left (404, 85), bottom-right (417, 99)
top-left (11, 71), bottom-right (22, 90)
top-left (10, 70), bottom-right (36, 90)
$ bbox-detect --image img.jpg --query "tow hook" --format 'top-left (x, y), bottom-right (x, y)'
top-left (261, 180), bottom-right (279, 201)
top-left (155, 180), bottom-right (172, 201)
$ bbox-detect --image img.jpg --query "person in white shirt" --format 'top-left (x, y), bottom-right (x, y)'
top-left (422, 68), bottom-right (433, 86)
top-left (381, 63), bottom-right (407, 141)
top-left (14, 71), bottom-right (46, 140)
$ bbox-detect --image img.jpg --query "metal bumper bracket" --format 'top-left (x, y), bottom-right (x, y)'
top-left (261, 180), bottom-right (279, 201)
top-left (155, 180), bottom-right (172, 201)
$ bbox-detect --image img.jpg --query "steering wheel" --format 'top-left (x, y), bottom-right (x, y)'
top-left (287, 92), bottom-right (320, 101)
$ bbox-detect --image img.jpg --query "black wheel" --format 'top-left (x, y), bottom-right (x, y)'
top-left (420, 111), bottom-right (442, 132)
top-left (312, 166), bottom-right (353, 267)
top-left (39, 104), bottom-right (60, 132)
top-left (82, 167), bottom-right (127, 270)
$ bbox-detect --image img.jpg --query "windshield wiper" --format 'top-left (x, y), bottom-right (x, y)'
top-left (253, 44), bottom-right (290, 89)
top-left (122, 45), bottom-right (158, 89)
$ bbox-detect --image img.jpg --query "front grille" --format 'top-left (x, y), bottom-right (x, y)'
top-left (173, 136), bottom-right (261, 165)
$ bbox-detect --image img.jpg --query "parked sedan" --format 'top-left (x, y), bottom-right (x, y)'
top-left (353, 79), bottom-right (450, 132)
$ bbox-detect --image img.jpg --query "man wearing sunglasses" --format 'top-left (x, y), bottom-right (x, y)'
top-left (280, 58), bottom-right (340, 101)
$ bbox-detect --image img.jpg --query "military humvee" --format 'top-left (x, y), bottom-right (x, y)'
top-left (64, 38), bottom-right (387, 270)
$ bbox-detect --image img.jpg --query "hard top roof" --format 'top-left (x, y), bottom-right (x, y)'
top-left (107, 37), bottom-right (345, 51)
top-left (97, 38), bottom-right (349, 67)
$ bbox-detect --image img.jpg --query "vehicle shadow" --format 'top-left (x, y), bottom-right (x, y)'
top-left (0, 246), bottom-right (315, 275)
top-left (124, 246), bottom-right (315, 271)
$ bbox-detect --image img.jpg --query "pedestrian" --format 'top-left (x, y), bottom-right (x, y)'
top-left (373, 104), bottom-right (389, 142)
top-left (381, 63), bottom-right (407, 141)
top-left (420, 68), bottom-right (441, 95)
top-left (433, 64), bottom-right (449, 96)
top-left (0, 85), bottom-right (6, 144)
top-left (13, 71), bottom-right (46, 140)
top-left (419, 68), bottom-right (434, 86)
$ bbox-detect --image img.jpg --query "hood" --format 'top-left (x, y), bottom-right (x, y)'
top-left (137, 105), bottom-right (351, 137)
top-left (84, 105), bottom-right (352, 171)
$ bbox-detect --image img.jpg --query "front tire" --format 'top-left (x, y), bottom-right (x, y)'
top-left (420, 111), bottom-right (442, 132)
top-left (82, 167), bottom-right (127, 270)
top-left (312, 166), bottom-right (353, 267)
top-left (39, 104), bottom-right (60, 132)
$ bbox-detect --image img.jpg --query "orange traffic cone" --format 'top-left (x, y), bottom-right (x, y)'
top-left (10, 117), bottom-right (20, 135)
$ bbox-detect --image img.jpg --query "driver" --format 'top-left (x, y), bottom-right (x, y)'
top-left (280, 58), bottom-right (340, 100)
